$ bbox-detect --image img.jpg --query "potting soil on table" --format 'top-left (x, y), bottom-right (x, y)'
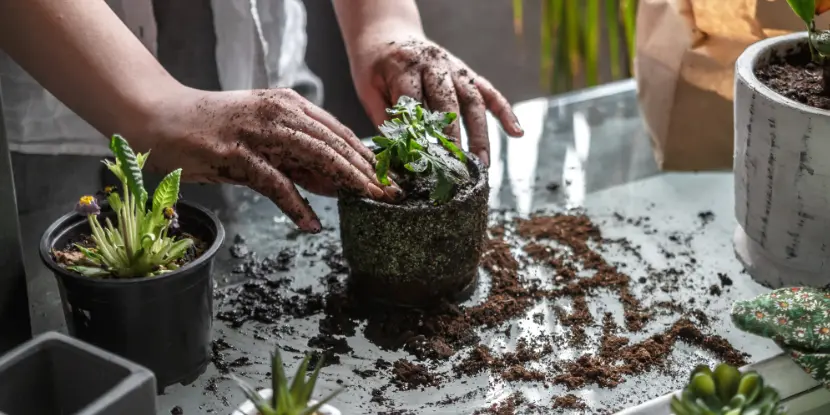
top-left (196, 207), bottom-right (748, 415)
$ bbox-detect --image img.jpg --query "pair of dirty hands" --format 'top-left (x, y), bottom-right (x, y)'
top-left (142, 40), bottom-right (523, 233)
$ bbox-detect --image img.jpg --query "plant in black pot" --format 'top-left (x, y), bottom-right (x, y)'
top-left (39, 134), bottom-right (225, 393)
top-left (337, 96), bottom-right (489, 308)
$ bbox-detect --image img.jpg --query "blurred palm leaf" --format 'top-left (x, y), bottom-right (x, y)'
top-left (514, 0), bottom-right (638, 93)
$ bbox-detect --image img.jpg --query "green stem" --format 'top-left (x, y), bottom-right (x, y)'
top-left (88, 215), bottom-right (119, 267)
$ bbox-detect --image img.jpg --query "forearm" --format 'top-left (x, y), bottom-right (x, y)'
top-left (0, 0), bottom-right (183, 141)
top-left (333, 0), bottom-right (425, 57)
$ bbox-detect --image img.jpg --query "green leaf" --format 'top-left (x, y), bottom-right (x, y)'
top-left (165, 238), bottom-right (193, 262)
top-left (430, 171), bottom-right (456, 203)
top-left (375, 150), bottom-right (391, 186)
top-left (152, 168), bottom-right (181, 214)
top-left (301, 353), bottom-right (325, 405)
top-left (299, 388), bottom-right (344, 415)
top-left (738, 372), bottom-right (762, 403)
top-left (690, 372), bottom-right (716, 398)
top-left (272, 348), bottom-right (292, 410)
top-left (107, 192), bottom-right (123, 213)
top-left (74, 244), bottom-right (104, 265)
top-left (231, 375), bottom-right (274, 414)
top-left (136, 151), bottom-right (150, 169)
top-left (67, 265), bottom-right (110, 277)
top-left (379, 120), bottom-right (407, 140)
top-left (109, 134), bottom-right (148, 209)
top-left (372, 136), bottom-right (394, 148)
top-left (713, 363), bottom-right (741, 403)
top-left (787, 0), bottom-right (817, 24)
top-left (290, 354), bottom-right (312, 399)
top-left (435, 133), bottom-right (467, 163)
top-left (404, 156), bottom-right (429, 173)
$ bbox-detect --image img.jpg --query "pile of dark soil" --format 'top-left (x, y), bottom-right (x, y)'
top-left (755, 46), bottom-right (830, 110)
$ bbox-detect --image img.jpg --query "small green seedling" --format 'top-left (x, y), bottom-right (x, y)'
top-left (233, 346), bottom-right (343, 415)
top-left (786, 0), bottom-right (830, 90)
top-left (372, 96), bottom-right (470, 203)
top-left (68, 134), bottom-right (192, 278)
top-left (670, 363), bottom-right (785, 415)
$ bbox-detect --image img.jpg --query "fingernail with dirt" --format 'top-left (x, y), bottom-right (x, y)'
top-left (367, 183), bottom-right (386, 199)
top-left (308, 219), bottom-right (322, 234)
top-left (384, 184), bottom-right (404, 201)
top-left (512, 113), bottom-right (524, 135)
top-left (478, 151), bottom-right (490, 167)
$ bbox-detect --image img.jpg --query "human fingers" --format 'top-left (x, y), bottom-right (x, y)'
top-left (470, 74), bottom-right (524, 138)
top-left (453, 76), bottom-right (490, 166)
top-left (235, 147), bottom-right (322, 232)
top-left (423, 65), bottom-right (461, 143)
top-left (263, 127), bottom-right (395, 201)
top-left (298, 96), bottom-right (377, 163)
top-left (288, 114), bottom-right (379, 187)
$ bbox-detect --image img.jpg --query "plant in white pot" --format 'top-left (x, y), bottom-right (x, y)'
top-left (231, 345), bottom-right (342, 415)
top-left (733, 0), bottom-right (830, 288)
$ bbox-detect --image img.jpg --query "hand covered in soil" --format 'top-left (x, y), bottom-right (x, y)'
top-left (348, 36), bottom-right (524, 166)
top-left (140, 88), bottom-right (401, 232)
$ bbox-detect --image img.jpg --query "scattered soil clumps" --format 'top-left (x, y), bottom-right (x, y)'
top-left (551, 394), bottom-right (587, 411)
top-left (392, 359), bottom-right (441, 390)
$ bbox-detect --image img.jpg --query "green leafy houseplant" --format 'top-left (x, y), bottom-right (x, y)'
top-left (65, 134), bottom-right (193, 278)
top-left (670, 363), bottom-right (785, 415)
top-left (233, 346), bottom-right (343, 415)
top-left (512, 0), bottom-right (638, 93)
top-left (371, 95), bottom-right (470, 203)
top-left (785, 0), bottom-right (830, 90)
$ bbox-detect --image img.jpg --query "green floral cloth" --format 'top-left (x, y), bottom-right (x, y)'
top-left (731, 286), bottom-right (830, 388)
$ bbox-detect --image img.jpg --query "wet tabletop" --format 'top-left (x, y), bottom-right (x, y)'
top-left (36, 80), bottom-right (784, 414)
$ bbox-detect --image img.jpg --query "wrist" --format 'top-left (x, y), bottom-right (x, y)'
top-left (343, 20), bottom-right (426, 60)
top-left (120, 82), bottom-right (196, 153)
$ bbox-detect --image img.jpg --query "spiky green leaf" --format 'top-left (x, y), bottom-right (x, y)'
top-left (152, 168), bottom-right (181, 215)
top-left (109, 134), bottom-right (148, 208)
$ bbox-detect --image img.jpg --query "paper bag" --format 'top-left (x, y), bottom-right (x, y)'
top-left (635, 0), bottom-right (830, 171)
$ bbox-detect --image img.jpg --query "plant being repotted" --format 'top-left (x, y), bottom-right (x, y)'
top-left (733, 0), bottom-right (830, 288)
top-left (231, 345), bottom-right (342, 415)
top-left (670, 363), bottom-right (785, 415)
top-left (0, 331), bottom-right (156, 415)
top-left (39, 134), bottom-right (225, 393)
top-left (337, 96), bottom-right (489, 308)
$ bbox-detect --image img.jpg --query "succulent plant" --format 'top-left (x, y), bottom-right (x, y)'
top-left (670, 363), bottom-right (786, 415)
top-left (65, 134), bottom-right (192, 278)
top-left (233, 345), bottom-right (342, 415)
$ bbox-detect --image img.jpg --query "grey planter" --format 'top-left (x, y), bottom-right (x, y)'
top-left (733, 32), bottom-right (830, 288)
top-left (0, 331), bottom-right (156, 415)
top-left (338, 155), bottom-right (489, 307)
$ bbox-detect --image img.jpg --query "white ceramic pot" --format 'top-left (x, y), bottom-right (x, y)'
top-left (231, 389), bottom-right (341, 415)
top-left (734, 32), bottom-right (830, 288)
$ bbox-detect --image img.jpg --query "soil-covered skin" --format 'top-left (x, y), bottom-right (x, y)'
top-left (213, 209), bottom-right (748, 414)
top-left (755, 44), bottom-right (830, 110)
top-left (54, 233), bottom-right (207, 277)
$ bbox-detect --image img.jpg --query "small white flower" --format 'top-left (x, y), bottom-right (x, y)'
top-left (801, 300), bottom-right (819, 311)
top-left (795, 328), bottom-right (807, 338)
top-left (774, 315), bottom-right (789, 326)
top-left (815, 326), bottom-right (830, 340)
top-left (752, 309), bottom-right (768, 321)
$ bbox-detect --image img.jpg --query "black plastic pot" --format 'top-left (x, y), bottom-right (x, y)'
top-left (337, 155), bottom-right (489, 308)
top-left (39, 200), bottom-right (224, 393)
top-left (0, 331), bottom-right (156, 415)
